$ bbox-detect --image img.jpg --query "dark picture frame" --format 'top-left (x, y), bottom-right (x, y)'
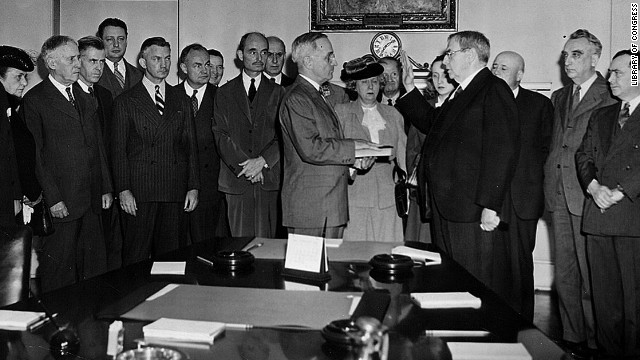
top-left (310, 0), bottom-right (457, 32)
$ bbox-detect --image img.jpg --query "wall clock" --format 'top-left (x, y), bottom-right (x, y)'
top-left (370, 32), bottom-right (402, 59)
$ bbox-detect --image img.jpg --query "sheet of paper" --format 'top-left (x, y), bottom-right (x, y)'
top-left (325, 237), bottom-right (343, 248)
top-left (150, 262), bottom-right (186, 275)
top-left (0, 310), bottom-right (45, 331)
top-left (348, 295), bottom-right (361, 316)
top-left (391, 246), bottom-right (441, 264)
top-left (284, 234), bottom-right (324, 272)
top-left (447, 342), bottom-right (532, 360)
top-left (144, 318), bottom-right (225, 344)
top-left (411, 292), bottom-right (481, 309)
top-left (146, 284), bottom-right (180, 301)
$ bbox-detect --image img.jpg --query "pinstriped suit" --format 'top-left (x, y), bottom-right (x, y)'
top-left (112, 80), bottom-right (199, 264)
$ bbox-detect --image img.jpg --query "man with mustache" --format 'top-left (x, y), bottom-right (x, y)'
top-left (213, 32), bottom-right (284, 237)
top-left (112, 37), bottom-right (199, 265)
top-left (23, 35), bottom-right (113, 292)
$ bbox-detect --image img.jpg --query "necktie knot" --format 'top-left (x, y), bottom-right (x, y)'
top-left (619, 102), bottom-right (631, 128)
top-left (114, 61), bottom-right (125, 89)
top-left (270, 77), bottom-right (276, 83)
top-left (387, 99), bottom-right (393, 106)
top-left (66, 87), bottom-right (79, 113)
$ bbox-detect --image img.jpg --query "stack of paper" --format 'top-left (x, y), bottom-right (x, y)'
top-left (411, 292), bottom-right (481, 309)
top-left (391, 246), bottom-right (441, 264)
top-left (0, 310), bottom-right (46, 331)
top-left (143, 318), bottom-right (225, 344)
top-left (447, 342), bottom-right (532, 359)
top-left (150, 262), bottom-right (186, 275)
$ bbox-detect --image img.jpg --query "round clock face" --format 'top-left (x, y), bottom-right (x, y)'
top-left (370, 32), bottom-right (402, 59)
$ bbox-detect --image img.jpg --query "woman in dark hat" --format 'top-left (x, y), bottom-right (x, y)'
top-left (335, 55), bottom-right (407, 242)
top-left (0, 45), bottom-right (40, 228)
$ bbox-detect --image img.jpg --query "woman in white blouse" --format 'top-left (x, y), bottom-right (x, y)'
top-left (335, 55), bottom-right (407, 242)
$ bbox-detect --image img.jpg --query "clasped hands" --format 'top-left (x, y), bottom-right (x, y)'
top-left (238, 156), bottom-right (266, 184)
top-left (588, 180), bottom-right (624, 212)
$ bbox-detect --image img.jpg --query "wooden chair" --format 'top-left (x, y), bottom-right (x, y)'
top-left (0, 225), bottom-right (33, 307)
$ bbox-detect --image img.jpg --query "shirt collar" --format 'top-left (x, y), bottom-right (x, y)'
top-left (435, 94), bottom-right (449, 108)
top-left (242, 71), bottom-right (262, 95)
top-left (625, 94), bottom-right (640, 115)
top-left (183, 81), bottom-right (206, 105)
top-left (105, 58), bottom-right (126, 76)
top-left (77, 79), bottom-right (92, 94)
top-left (574, 72), bottom-right (597, 101)
top-left (142, 75), bottom-right (165, 101)
top-left (48, 74), bottom-right (73, 100)
top-left (381, 92), bottom-right (400, 104)
top-left (299, 74), bottom-right (321, 92)
top-left (264, 72), bottom-right (281, 84)
top-left (458, 66), bottom-right (485, 91)
top-left (512, 86), bottom-right (520, 98)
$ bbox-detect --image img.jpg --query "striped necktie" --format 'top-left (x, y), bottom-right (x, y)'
top-left (114, 61), bottom-right (125, 89)
top-left (65, 87), bottom-right (79, 113)
top-left (570, 85), bottom-right (581, 116)
top-left (619, 102), bottom-right (631, 128)
top-left (155, 85), bottom-right (164, 116)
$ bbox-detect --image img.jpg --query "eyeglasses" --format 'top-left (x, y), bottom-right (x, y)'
top-left (444, 48), bottom-right (469, 58)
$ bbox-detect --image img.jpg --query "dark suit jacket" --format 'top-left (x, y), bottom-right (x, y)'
top-left (73, 83), bottom-right (114, 159)
top-left (213, 74), bottom-right (283, 194)
top-left (397, 68), bottom-right (519, 222)
top-left (281, 73), bottom-right (295, 87)
top-left (576, 102), bottom-right (640, 236)
top-left (544, 72), bottom-right (616, 215)
top-left (23, 77), bottom-right (112, 222)
top-left (279, 76), bottom-right (356, 228)
top-left (97, 59), bottom-right (143, 99)
top-left (11, 95), bottom-right (40, 201)
top-left (0, 88), bottom-right (21, 227)
top-left (111, 81), bottom-right (199, 202)
top-left (176, 83), bottom-right (223, 202)
top-left (511, 87), bottom-right (554, 220)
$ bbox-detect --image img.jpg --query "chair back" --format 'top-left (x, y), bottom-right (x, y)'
top-left (0, 226), bottom-right (33, 307)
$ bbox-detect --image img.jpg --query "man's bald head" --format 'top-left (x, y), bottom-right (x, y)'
top-left (491, 51), bottom-right (525, 90)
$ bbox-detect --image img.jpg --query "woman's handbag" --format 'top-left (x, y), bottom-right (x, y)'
top-left (16, 197), bottom-right (55, 236)
top-left (392, 158), bottom-right (409, 217)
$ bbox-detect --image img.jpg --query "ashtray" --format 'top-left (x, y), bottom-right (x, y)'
top-left (116, 347), bottom-right (186, 360)
top-left (213, 250), bottom-right (255, 271)
top-left (368, 254), bottom-right (414, 275)
top-left (321, 319), bottom-right (361, 350)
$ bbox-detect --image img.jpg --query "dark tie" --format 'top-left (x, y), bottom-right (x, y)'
top-left (270, 77), bottom-right (276, 83)
top-left (88, 86), bottom-right (95, 98)
top-left (387, 99), bottom-right (393, 106)
top-left (114, 61), bottom-right (125, 89)
top-left (452, 86), bottom-right (463, 100)
top-left (191, 89), bottom-right (199, 117)
top-left (65, 87), bottom-right (79, 113)
top-left (155, 85), bottom-right (164, 116)
top-left (619, 102), bottom-right (631, 128)
top-left (570, 85), bottom-right (581, 115)
top-left (248, 78), bottom-right (257, 103)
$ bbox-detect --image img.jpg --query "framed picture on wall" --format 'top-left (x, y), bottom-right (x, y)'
top-left (310, 0), bottom-right (457, 32)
